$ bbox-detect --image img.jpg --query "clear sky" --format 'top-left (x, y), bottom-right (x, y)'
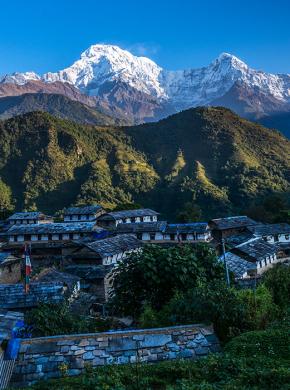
top-left (1, 0), bottom-right (290, 75)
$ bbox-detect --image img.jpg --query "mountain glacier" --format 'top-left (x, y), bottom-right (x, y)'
top-left (1, 44), bottom-right (290, 120)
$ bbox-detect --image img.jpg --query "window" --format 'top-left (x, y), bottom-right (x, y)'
top-left (170, 234), bottom-right (175, 241)
top-left (285, 235), bottom-right (289, 240)
top-left (150, 233), bottom-right (155, 240)
top-left (137, 233), bottom-right (142, 240)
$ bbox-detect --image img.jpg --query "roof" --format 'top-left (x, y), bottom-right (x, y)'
top-left (64, 265), bottom-right (109, 280)
top-left (232, 238), bottom-right (277, 261)
top-left (165, 223), bottom-right (209, 234)
top-left (7, 212), bottom-right (43, 220)
top-left (98, 208), bottom-right (159, 220)
top-left (116, 221), bottom-right (167, 234)
top-left (224, 232), bottom-right (255, 248)
top-left (0, 311), bottom-right (24, 342)
top-left (32, 268), bottom-right (81, 290)
top-left (7, 222), bottom-right (103, 235)
top-left (85, 234), bottom-right (142, 257)
top-left (0, 282), bottom-right (66, 309)
top-left (0, 252), bottom-right (19, 266)
top-left (64, 205), bottom-right (102, 215)
top-left (249, 223), bottom-right (290, 236)
top-left (210, 216), bottom-right (258, 230)
top-left (222, 252), bottom-right (256, 278)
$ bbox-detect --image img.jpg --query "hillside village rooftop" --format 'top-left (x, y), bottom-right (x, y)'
top-left (210, 216), bottom-right (258, 230)
top-left (7, 212), bottom-right (52, 225)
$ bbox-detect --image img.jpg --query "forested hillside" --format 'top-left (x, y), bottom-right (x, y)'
top-left (0, 107), bottom-right (289, 219)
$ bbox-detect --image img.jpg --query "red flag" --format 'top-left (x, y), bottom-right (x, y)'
top-left (24, 244), bottom-right (32, 293)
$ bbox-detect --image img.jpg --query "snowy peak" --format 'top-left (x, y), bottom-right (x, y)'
top-left (1, 44), bottom-right (290, 120)
top-left (0, 71), bottom-right (40, 85)
top-left (43, 44), bottom-right (165, 98)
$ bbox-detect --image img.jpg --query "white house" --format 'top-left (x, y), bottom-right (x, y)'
top-left (249, 223), bottom-right (290, 244)
top-left (97, 209), bottom-right (159, 228)
top-left (7, 222), bottom-right (104, 244)
top-left (63, 205), bottom-right (104, 222)
top-left (7, 212), bottom-right (53, 226)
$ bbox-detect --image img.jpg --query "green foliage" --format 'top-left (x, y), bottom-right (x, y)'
top-left (0, 107), bottom-right (289, 218)
top-left (109, 244), bottom-right (225, 317)
top-left (176, 202), bottom-right (202, 222)
top-left (0, 177), bottom-right (14, 217)
top-left (263, 264), bottom-right (290, 310)
top-left (25, 303), bottom-right (114, 337)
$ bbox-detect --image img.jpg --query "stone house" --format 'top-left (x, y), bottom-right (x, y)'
top-left (97, 209), bottom-right (159, 228)
top-left (63, 205), bottom-right (104, 222)
top-left (225, 237), bottom-right (280, 279)
top-left (63, 234), bottom-right (142, 301)
top-left (209, 216), bottom-right (258, 240)
top-left (7, 212), bottom-right (53, 226)
top-left (6, 222), bottom-right (105, 245)
top-left (115, 221), bottom-right (212, 243)
top-left (249, 223), bottom-right (290, 244)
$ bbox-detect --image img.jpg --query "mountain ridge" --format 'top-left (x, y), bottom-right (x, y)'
top-left (1, 44), bottom-right (290, 126)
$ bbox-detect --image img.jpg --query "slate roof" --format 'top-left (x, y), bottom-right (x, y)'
top-left (7, 222), bottom-right (103, 235)
top-left (7, 212), bottom-right (44, 220)
top-left (224, 232), bottom-right (255, 248)
top-left (210, 216), bottom-right (258, 230)
top-left (0, 282), bottom-right (65, 309)
top-left (249, 223), bottom-right (290, 236)
top-left (0, 311), bottom-right (24, 342)
top-left (222, 252), bottom-right (256, 278)
top-left (0, 252), bottom-right (19, 266)
top-left (85, 234), bottom-right (142, 257)
top-left (64, 205), bottom-right (102, 215)
top-left (165, 223), bottom-right (209, 234)
top-left (232, 238), bottom-right (277, 261)
top-left (32, 268), bottom-right (81, 290)
top-left (65, 265), bottom-right (109, 280)
top-left (98, 209), bottom-right (159, 220)
top-left (116, 221), bottom-right (167, 234)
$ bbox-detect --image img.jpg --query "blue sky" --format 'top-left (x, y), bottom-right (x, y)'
top-left (1, 0), bottom-right (290, 75)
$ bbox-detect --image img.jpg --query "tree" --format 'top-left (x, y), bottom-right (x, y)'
top-left (263, 264), bottom-right (290, 311)
top-left (176, 202), bottom-right (202, 223)
top-left (109, 244), bottom-right (225, 317)
top-left (0, 178), bottom-right (14, 219)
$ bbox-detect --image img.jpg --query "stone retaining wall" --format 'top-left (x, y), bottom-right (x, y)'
top-left (11, 324), bottom-right (220, 387)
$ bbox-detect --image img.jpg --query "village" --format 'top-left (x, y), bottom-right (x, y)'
top-left (0, 204), bottom-right (290, 387)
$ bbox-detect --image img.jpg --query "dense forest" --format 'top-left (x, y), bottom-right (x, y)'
top-left (0, 107), bottom-right (289, 220)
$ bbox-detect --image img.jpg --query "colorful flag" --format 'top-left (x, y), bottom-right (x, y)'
top-left (24, 244), bottom-right (32, 293)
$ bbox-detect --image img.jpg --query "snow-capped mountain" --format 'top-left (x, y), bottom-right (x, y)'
top-left (1, 44), bottom-right (290, 123)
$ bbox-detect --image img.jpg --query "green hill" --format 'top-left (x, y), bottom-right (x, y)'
top-left (0, 93), bottom-right (122, 126)
top-left (0, 107), bottom-right (289, 219)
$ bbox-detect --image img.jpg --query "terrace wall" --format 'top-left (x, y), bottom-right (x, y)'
top-left (11, 324), bottom-right (220, 387)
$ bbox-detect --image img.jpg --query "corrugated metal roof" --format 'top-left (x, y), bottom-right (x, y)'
top-left (7, 222), bottom-right (103, 235)
top-left (99, 209), bottom-right (159, 220)
top-left (165, 223), bottom-right (209, 234)
top-left (64, 205), bottom-right (102, 215)
top-left (116, 221), bottom-right (167, 234)
top-left (85, 234), bottom-right (142, 257)
top-left (210, 216), bottom-right (258, 230)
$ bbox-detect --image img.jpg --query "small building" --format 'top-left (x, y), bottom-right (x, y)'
top-left (6, 222), bottom-right (105, 245)
top-left (164, 223), bottom-right (212, 242)
top-left (0, 253), bottom-right (21, 284)
top-left (115, 221), bottom-right (167, 241)
top-left (249, 223), bottom-right (290, 244)
top-left (222, 252), bottom-right (258, 279)
top-left (63, 205), bottom-right (104, 222)
top-left (209, 216), bottom-right (258, 240)
top-left (32, 268), bottom-right (81, 298)
top-left (97, 209), bottom-right (159, 228)
top-left (115, 221), bottom-right (212, 243)
top-left (63, 234), bottom-right (142, 302)
top-left (230, 238), bottom-right (279, 276)
top-left (7, 212), bottom-right (53, 226)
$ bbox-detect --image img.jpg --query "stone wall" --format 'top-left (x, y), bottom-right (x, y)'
top-left (11, 324), bottom-right (220, 387)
